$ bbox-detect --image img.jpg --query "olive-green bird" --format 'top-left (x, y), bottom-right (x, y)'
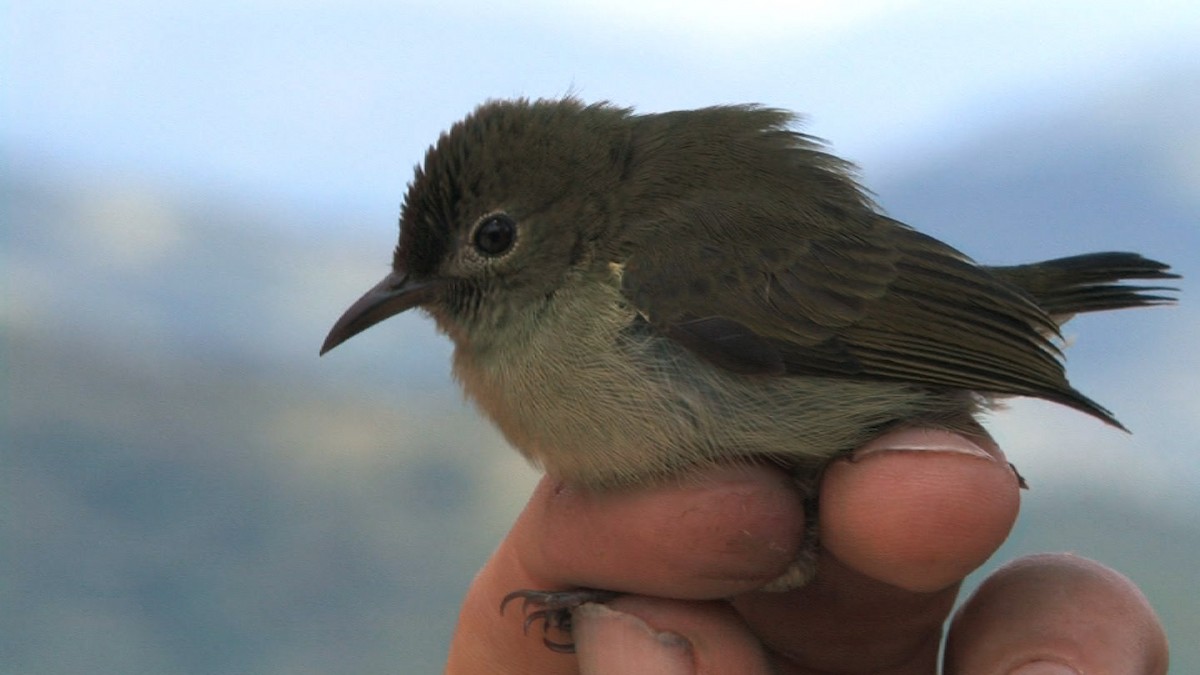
top-left (320, 97), bottom-right (1177, 632)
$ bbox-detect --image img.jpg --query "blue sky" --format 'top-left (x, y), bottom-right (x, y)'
top-left (8, 1), bottom-right (1199, 213)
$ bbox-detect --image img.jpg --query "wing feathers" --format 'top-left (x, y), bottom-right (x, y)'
top-left (619, 207), bottom-right (1121, 423)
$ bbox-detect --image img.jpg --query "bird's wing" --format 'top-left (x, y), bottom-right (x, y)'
top-left (619, 204), bottom-right (1119, 425)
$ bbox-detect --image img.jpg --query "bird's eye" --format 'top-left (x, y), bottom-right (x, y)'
top-left (472, 213), bottom-right (517, 257)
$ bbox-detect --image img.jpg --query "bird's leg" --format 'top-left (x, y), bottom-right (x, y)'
top-left (759, 467), bottom-right (822, 592)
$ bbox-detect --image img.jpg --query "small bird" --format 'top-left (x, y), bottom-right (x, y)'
top-left (321, 98), bottom-right (1176, 641)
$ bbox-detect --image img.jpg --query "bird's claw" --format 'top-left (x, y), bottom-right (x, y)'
top-left (500, 588), bottom-right (620, 653)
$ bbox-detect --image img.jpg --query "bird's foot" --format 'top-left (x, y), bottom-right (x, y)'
top-left (500, 588), bottom-right (621, 653)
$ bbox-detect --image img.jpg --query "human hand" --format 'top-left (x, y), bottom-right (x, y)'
top-left (445, 428), bottom-right (1168, 674)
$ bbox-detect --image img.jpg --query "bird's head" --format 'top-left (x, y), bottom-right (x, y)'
top-left (320, 98), bottom-right (634, 355)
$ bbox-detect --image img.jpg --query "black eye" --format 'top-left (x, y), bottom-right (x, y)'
top-left (472, 213), bottom-right (516, 257)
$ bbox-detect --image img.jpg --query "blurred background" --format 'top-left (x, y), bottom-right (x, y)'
top-left (4, 1), bottom-right (1198, 672)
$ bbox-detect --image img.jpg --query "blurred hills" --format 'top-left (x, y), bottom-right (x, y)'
top-left (4, 169), bottom-right (534, 673)
top-left (3, 80), bottom-right (1198, 672)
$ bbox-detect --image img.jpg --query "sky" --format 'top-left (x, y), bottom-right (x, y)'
top-left (7, 0), bottom-right (1199, 212)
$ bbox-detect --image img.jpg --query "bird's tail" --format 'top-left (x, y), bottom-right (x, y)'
top-left (987, 252), bottom-right (1177, 431)
top-left (988, 252), bottom-right (1179, 321)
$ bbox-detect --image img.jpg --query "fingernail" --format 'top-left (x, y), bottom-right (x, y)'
top-left (855, 428), bottom-right (993, 460)
top-left (1009, 661), bottom-right (1080, 675)
top-left (574, 603), bottom-right (694, 674)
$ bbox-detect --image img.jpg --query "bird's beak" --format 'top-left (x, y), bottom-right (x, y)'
top-left (320, 272), bottom-right (439, 355)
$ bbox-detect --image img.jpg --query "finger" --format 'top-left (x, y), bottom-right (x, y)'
top-left (574, 596), bottom-right (773, 675)
top-left (446, 539), bottom-right (579, 675)
top-left (733, 551), bottom-right (955, 673)
top-left (945, 553), bottom-right (1169, 674)
top-left (732, 428), bottom-right (1022, 672)
top-left (447, 465), bottom-right (806, 673)
top-left (515, 464), bottom-right (807, 599)
top-left (822, 427), bottom-right (1022, 591)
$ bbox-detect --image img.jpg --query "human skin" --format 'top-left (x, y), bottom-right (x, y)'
top-left (446, 427), bottom-right (1169, 674)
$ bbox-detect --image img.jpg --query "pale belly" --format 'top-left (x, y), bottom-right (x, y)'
top-left (450, 284), bottom-right (963, 487)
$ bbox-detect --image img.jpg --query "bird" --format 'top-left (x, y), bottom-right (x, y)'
top-left (320, 97), bottom-right (1177, 644)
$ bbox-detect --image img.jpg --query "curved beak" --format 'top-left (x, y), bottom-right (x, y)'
top-left (320, 272), bottom-right (439, 355)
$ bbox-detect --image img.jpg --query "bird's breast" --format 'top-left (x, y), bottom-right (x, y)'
top-left (451, 277), bottom-right (959, 487)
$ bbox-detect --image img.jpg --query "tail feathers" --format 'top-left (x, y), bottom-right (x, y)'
top-left (988, 252), bottom-right (1179, 318)
top-left (987, 252), bottom-right (1178, 431)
